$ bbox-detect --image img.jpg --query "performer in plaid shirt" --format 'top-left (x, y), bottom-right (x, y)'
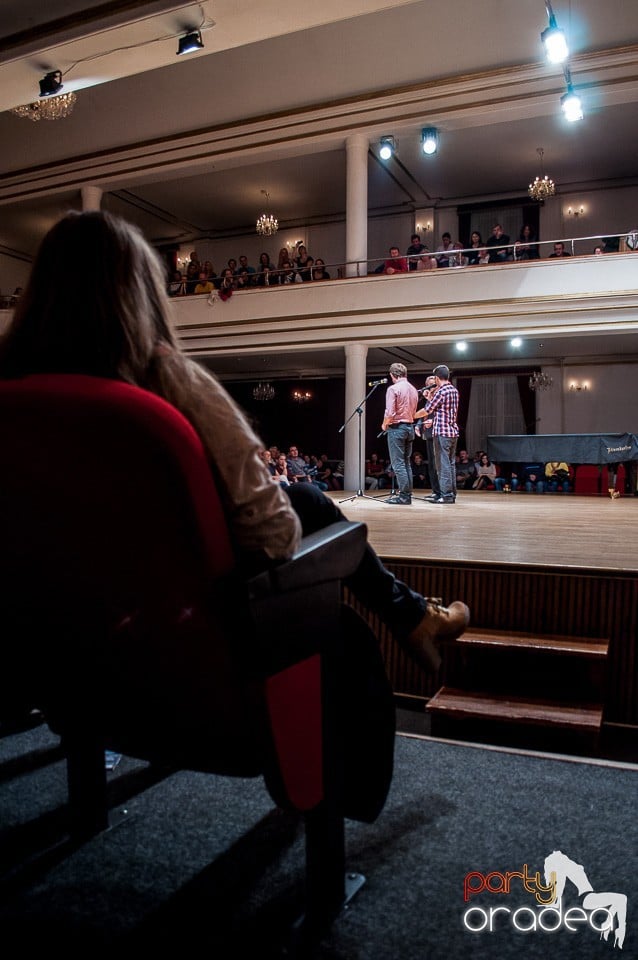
top-left (422, 364), bottom-right (459, 503)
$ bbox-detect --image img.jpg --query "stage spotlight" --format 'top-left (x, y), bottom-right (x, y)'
top-left (379, 136), bottom-right (396, 161)
top-left (39, 70), bottom-right (64, 97)
top-left (561, 84), bottom-right (583, 122)
top-left (177, 30), bottom-right (204, 55)
top-left (511, 337), bottom-right (523, 348)
top-left (542, 24), bottom-right (568, 63)
top-left (421, 127), bottom-right (438, 156)
top-left (541, 1), bottom-right (568, 63)
top-left (455, 341), bottom-right (467, 352)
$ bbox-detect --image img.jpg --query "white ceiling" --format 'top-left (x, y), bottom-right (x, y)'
top-left (2, 1), bottom-right (638, 374)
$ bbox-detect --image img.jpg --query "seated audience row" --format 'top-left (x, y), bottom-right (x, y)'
top-left (171, 246), bottom-right (331, 296)
top-left (494, 461), bottom-right (572, 493)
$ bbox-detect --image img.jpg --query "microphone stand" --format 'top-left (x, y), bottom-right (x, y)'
top-left (338, 381), bottom-right (389, 504)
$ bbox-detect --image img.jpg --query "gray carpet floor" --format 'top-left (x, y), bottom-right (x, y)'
top-left (1, 720), bottom-right (636, 958)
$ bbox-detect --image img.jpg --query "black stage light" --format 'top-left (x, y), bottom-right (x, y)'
top-left (177, 30), bottom-right (204, 55)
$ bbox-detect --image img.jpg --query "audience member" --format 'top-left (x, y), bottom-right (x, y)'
top-left (486, 224), bottom-right (511, 263)
top-left (184, 259), bottom-right (200, 294)
top-left (522, 463), bottom-right (545, 493)
top-left (280, 260), bottom-right (299, 284)
top-left (273, 453), bottom-right (291, 485)
top-left (0, 210), bottom-right (471, 672)
top-left (435, 232), bottom-right (454, 268)
top-left (455, 449), bottom-right (476, 490)
top-left (236, 255), bottom-right (256, 281)
top-left (312, 258), bottom-right (330, 280)
top-left (411, 452), bottom-right (428, 488)
top-left (593, 245), bottom-right (604, 256)
top-left (256, 251), bottom-right (276, 287)
top-left (286, 445), bottom-right (310, 482)
top-left (365, 452), bottom-right (385, 490)
top-left (472, 453), bottom-right (497, 489)
top-left (406, 233), bottom-right (428, 271)
top-left (235, 269), bottom-right (253, 291)
top-left (514, 224), bottom-right (540, 261)
top-left (545, 461), bottom-right (571, 493)
top-left (494, 465), bottom-right (520, 492)
top-left (202, 260), bottom-right (217, 280)
top-left (467, 231), bottom-right (484, 265)
top-left (383, 246), bottom-right (409, 275)
top-left (295, 244), bottom-right (313, 282)
top-left (549, 242), bottom-right (571, 258)
top-left (227, 257), bottom-right (238, 274)
top-left (193, 271), bottom-right (215, 295)
top-left (168, 270), bottom-right (185, 297)
top-left (415, 254), bottom-right (438, 271)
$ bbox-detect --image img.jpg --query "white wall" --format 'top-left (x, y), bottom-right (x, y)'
top-left (536, 363), bottom-right (638, 434)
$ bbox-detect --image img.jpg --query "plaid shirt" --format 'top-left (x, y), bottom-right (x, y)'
top-left (425, 381), bottom-right (459, 437)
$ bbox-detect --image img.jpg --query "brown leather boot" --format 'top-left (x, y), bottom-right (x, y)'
top-left (403, 597), bottom-right (470, 671)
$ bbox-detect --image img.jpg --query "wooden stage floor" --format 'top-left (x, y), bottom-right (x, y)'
top-left (329, 490), bottom-right (638, 573)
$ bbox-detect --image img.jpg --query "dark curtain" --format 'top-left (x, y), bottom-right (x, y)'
top-left (516, 375), bottom-right (537, 434)
top-left (456, 376), bottom-right (472, 450)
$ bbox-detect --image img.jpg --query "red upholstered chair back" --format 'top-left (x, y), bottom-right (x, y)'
top-left (573, 464), bottom-right (600, 495)
top-left (0, 374), bottom-right (268, 772)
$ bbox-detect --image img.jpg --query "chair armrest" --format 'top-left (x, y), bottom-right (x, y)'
top-left (247, 520), bottom-right (366, 598)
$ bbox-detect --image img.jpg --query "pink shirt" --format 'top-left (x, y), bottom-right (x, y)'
top-left (384, 378), bottom-right (418, 424)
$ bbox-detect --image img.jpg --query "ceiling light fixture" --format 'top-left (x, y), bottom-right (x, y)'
top-left (528, 147), bottom-right (556, 201)
top-left (292, 389), bottom-right (312, 404)
top-left (421, 127), bottom-right (439, 156)
top-left (256, 190), bottom-right (278, 237)
top-left (561, 69), bottom-right (583, 122)
top-left (10, 91), bottom-right (77, 121)
top-left (455, 341), bottom-right (467, 352)
top-left (252, 381), bottom-right (275, 401)
top-left (511, 337), bottom-right (523, 348)
top-left (541, 1), bottom-right (569, 63)
top-left (379, 136), bottom-right (396, 161)
top-left (528, 370), bottom-right (553, 391)
top-left (177, 30), bottom-right (204, 55)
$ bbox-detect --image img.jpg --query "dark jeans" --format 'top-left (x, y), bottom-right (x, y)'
top-left (434, 435), bottom-right (458, 498)
top-left (286, 484), bottom-right (426, 636)
top-left (425, 435), bottom-right (441, 497)
top-left (386, 423), bottom-right (415, 498)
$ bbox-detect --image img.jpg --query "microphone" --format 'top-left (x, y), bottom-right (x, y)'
top-left (368, 378), bottom-right (388, 386)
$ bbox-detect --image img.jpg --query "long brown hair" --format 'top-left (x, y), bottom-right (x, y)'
top-left (0, 210), bottom-right (177, 386)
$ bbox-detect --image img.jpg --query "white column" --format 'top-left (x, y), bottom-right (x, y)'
top-left (345, 134), bottom-right (368, 278)
top-left (81, 186), bottom-right (103, 211)
top-left (343, 343), bottom-right (368, 491)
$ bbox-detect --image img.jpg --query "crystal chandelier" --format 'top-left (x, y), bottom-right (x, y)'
top-left (528, 370), bottom-right (553, 391)
top-left (528, 148), bottom-right (555, 201)
top-left (292, 389), bottom-right (312, 403)
top-left (10, 91), bottom-right (77, 122)
top-left (256, 191), bottom-right (278, 237)
top-left (252, 381), bottom-right (275, 401)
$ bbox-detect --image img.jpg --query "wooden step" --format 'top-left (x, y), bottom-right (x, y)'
top-left (456, 628), bottom-right (609, 659)
top-left (426, 686), bottom-right (603, 733)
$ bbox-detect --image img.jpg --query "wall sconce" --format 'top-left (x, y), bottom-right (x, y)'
top-left (566, 205), bottom-right (585, 218)
top-left (569, 381), bottom-right (590, 392)
top-left (292, 389), bottom-right (312, 403)
top-left (416, 222), bottom-right (432, 234)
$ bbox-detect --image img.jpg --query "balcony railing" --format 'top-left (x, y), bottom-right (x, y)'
top-left (167, 231), bottom-right (637, 296)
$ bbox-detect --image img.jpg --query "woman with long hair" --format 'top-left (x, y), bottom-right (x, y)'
top-left (0, 210), bottom-right (469, 669)
top-left (467, 230), bottom-right (483, 265)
